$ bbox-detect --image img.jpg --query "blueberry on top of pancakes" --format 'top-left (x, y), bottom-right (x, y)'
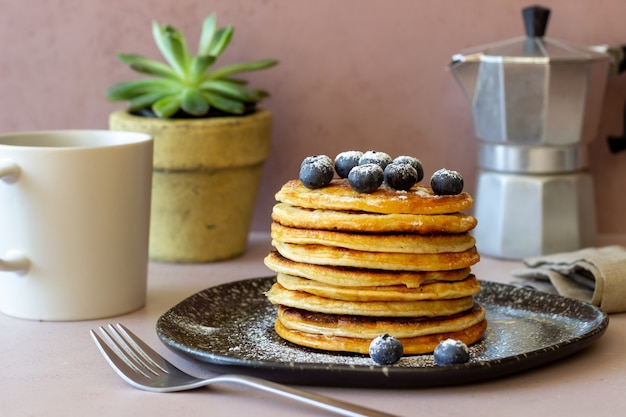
top-left (359, 150), bottom-right (393, 170)
top-left (431, 168), bottom-right (464, 196)
top-left (392, 155), bottom-right (424, 183)
top-left (348, 164), bottom-right (384, 193)
top-left (300, 155), bottom-right (334, 189)
top-left (334, 151), bottom-right (363, 178)
top-left (384, 163), bottom-right (418, 191)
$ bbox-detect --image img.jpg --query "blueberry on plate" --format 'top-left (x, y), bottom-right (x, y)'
top-left (430, 168), bottom-right (464, 195)
top-left (384, 163), bottom-right (418, 191)
top-left (369, 334), bottom-right (403, 365)
top-left (299, 155), bottom-right (334, 189)
top-left (348, 164), bottom-right (384, 193)
top-left (359, 151), bottom-right (393, 170)
top-left (334, 151), bottom-right (363, 178)
top-left (392, 155), bottom-right (424, 183)
top-left (433, 338), bottom-right (470, 366)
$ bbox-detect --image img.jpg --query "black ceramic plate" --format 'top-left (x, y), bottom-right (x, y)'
top-left (156, 277), bottom-right (608, 388)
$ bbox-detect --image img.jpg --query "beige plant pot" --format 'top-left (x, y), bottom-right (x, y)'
top-left (109, 109), bottom-right (272, 263)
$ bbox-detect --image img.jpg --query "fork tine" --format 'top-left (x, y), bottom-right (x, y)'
top-left (112, 323), bottom-right (169, 373)
top-left (96, 325), bottom-right (158, 376)
top-left (90, 329), bottom-right (153, 381)
top-left (103, 324), bottom-right (163, 376)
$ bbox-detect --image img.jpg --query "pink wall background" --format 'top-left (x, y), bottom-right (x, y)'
top-left (1, 0), bottom-right (626, 234)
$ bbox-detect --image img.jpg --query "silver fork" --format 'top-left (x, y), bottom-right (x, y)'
top-left (91, 324), bottom-right (398, 417)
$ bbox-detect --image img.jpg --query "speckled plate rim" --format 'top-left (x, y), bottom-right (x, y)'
top-left (156, 277), bottom-right (608, 388)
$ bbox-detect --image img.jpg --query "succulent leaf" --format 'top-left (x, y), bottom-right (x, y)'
top-left (206, 59), bottom-right (278, 80)
top-left (106, 78), bottom-right (179, 101)
top-left (181, 88), bottom-right (210, 116)
top-left (198, 14), bottom-right (217, 56)
top-left (222, 77), bottom-right (248, 85)
top-left (204, 91), bottom-right (246, 114)
top-left (128, 92), bottom-right (172, 111)
top-left (117, 54), bottom-right (181, 80)
top-left (189, 55), bottom-right (216, 83)
top-left (163, 26), bottom-right (192, 76)
top-left (152, 21), bottom-right (188, 77)
top-left (153, 95), bottom-right (182, 118)
top-left (201, 79), bottom-right (263, 102)
top-left (256, 89), bottom-right (270, 99)
top-left (207, 26), bottom-right (234, 57)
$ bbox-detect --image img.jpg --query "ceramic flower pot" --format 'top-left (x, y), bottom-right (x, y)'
top-left (109, 109), bottom-right (272, 262)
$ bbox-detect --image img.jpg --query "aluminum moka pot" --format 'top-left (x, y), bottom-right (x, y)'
top-left (448, 5), bottom-right (625, 258)
top-left (449, 5), bottom-right (624, 173)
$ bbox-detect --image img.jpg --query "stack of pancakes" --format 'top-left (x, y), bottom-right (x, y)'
top-left (264, 179), bottom-right (487, 355)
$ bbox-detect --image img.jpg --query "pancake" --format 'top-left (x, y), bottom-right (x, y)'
top-left (272, 240), bottom-right (480, 271)
top-left (264, 252), bottom-right (472, 288)
top-left (272, 203), bottom-right (478, 234)
top-left (265, 283), bottom-right (475, 317)
top-left (274, 318), bottom-right (487, 354)
top-left (277, 303), bottom-right (486, 339)
top-left (276, 273), bottom-right (481, 302)
top-left (275, 179), bottom-right (473, 215)
top-left (271, 222), bottom-right (476, 254)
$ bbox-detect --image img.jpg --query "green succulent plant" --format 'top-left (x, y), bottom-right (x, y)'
top-left (106, 14), bottom-right (277, 118)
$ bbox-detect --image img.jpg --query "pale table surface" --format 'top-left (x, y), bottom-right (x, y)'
top-left (2, 233), bottom-right (625, 417)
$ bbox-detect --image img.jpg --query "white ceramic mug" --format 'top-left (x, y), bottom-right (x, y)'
top-left (0, 130), bottom-right (153, 321)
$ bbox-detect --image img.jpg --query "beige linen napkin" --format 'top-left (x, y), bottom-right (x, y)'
top-left (512, 245), bottom-right (626, 313)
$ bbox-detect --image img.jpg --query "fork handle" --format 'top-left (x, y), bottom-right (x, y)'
top-left (212, 374), bottom-right (399, 417)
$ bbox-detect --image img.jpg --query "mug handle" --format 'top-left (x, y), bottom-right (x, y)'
top-left (0, 250), bottom-right (30, 274)
top-left (0, 159), bottom-right (20, 183)
top-left (0, 160), bottom-right (30, 274)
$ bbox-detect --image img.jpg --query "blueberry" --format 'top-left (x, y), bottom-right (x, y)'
top-left (347, 164), bottom-right (384, 193)
top-left (334, 151), bottom-right (363, 178)
top-left (359, 151), bottom-right (392, 170)
top-left (299, 155), bottom-right (334, 189)
top-left (392, 156), bottom-right (424, 183)
top-left (433, 338), bottom-right (470, 366)
top-left (369, 334), bottom-right (403, 365)
top-left (384, 163), bottom-right (418, 191)
top-left (430, 168), bottom-right (464, 195)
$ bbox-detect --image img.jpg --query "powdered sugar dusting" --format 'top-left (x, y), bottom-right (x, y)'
top-left (302, 155), bottom-right (333, 173)
top-left (359, 150), bottom-right (392, 167)
top-left (172, 293), bottom-right (443, 367)
top-left (355, 163), bottom-right (383, 175)
top-left (338, 150), bottom-right (362, 159)
top-left (435, 168), bottom-right (463, 182)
